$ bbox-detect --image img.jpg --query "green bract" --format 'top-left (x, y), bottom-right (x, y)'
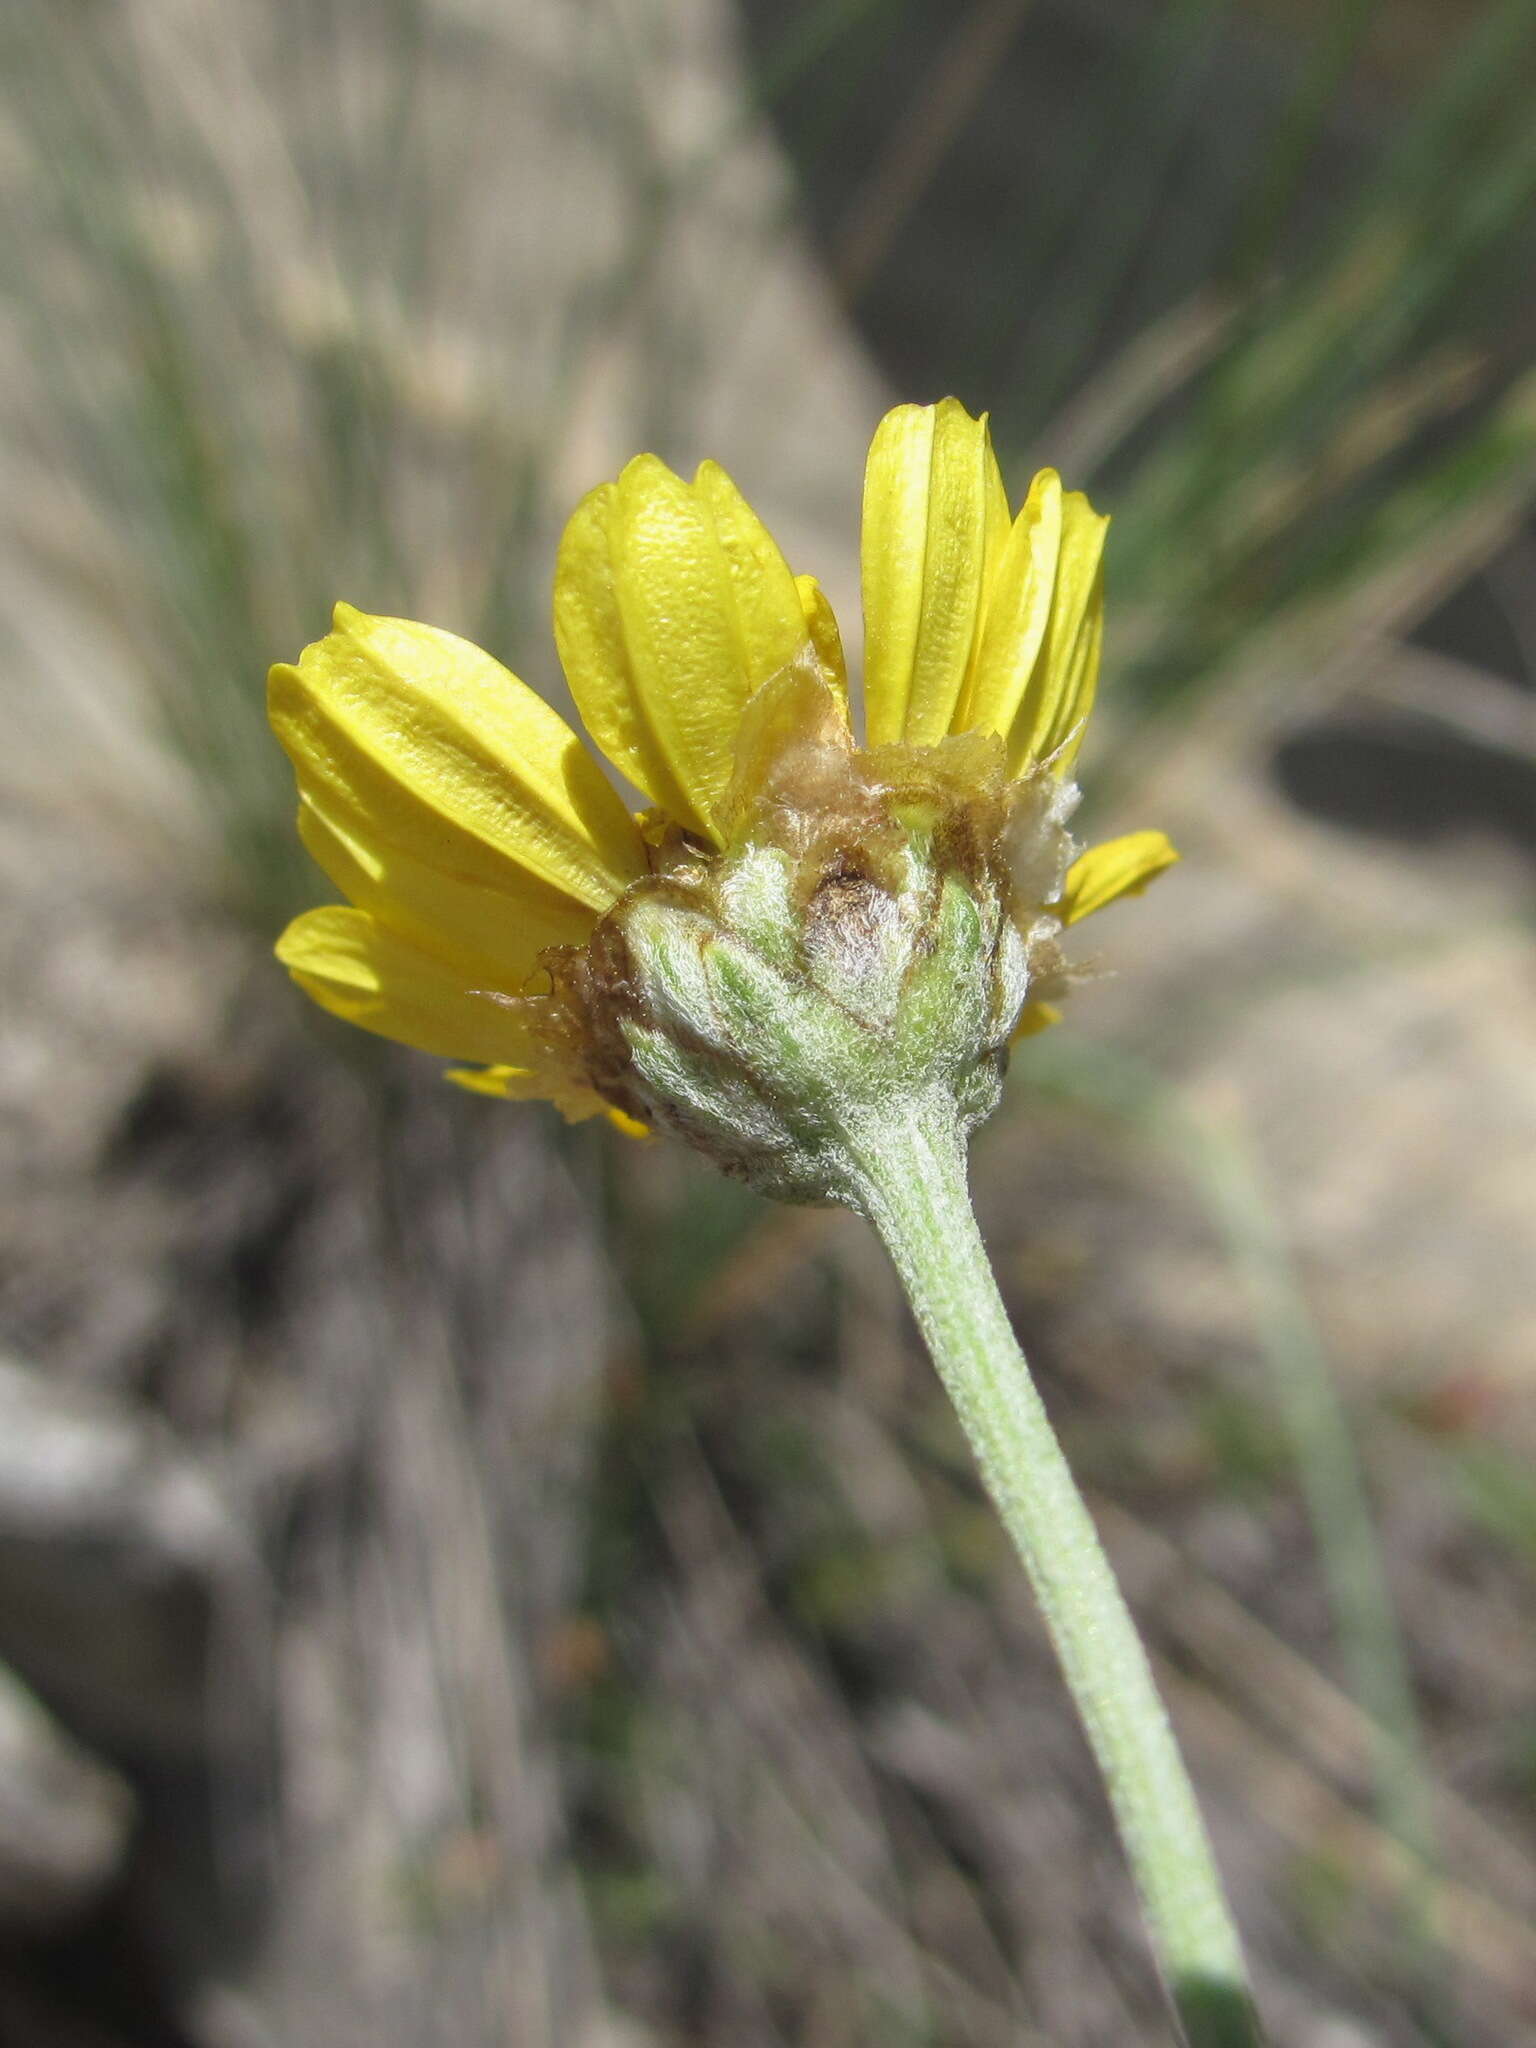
top-left (616, 834), bottom-right (1030, 1202)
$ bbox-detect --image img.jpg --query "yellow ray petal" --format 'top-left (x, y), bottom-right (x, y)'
top-left (446, 1062), bottom-right (544, 1099)
top-left (297, 791), bottom-right (597, 987)
top-left (693, 459), bottom-right (815, 689)
top-left (1001, 492), bottom-right (1109, 779)
top-left (269, 606), bottom-right (645, 917)
top-left (795, 572), bottom-right (849, 717)
top-left (957, 468), bottom-right (1063, 740)
top-left (1012, 1000), bottom-right (1063, 1040)
top-left (447, 1064), bottom-right (651, 1137)
top-left (553, 454), bottom-right (810, 843)
top-left (861, 399), bottom-right (1011, 747)
top-left (277, 905), bottom-right (541, 1066)
top-left (1061, 830), bottom-right (1179, 924)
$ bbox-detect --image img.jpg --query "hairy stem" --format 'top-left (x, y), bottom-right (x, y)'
top-left (843, 1099), bottom-right (1264, 2048)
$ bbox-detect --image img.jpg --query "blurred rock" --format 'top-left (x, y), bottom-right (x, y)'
top-left (0, 1355), bottom-right (263, 1760)
top-left (0, 1658), bottom-right (133, 1929)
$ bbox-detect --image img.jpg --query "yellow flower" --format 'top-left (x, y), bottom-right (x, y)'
top-left (271, 398), bottom-right (1175, 1130)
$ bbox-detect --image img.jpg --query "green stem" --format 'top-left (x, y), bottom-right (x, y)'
top-left (842, 1098), bottom-right (1264, 2048)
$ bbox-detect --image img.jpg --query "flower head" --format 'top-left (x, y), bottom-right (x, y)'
top-left (270, 399), bottom-right (1175, 1188)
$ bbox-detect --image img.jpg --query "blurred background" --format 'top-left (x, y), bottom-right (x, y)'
top-left (2, 0), bottom-right (1535, 2042)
